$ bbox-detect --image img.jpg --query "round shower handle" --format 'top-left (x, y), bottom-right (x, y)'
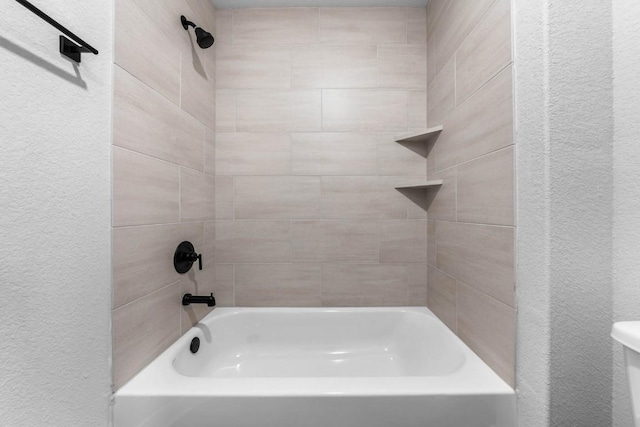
top-left (174, 241), bottom-right (203, 274)
top-left (182, 251), bottom-right (202, 270)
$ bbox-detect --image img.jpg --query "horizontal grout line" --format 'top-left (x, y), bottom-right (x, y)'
top-left (454, 59), bottom-right (512, 108)
top-left (112, 146), bottom-right (213, 176)
top-left (216, 87), bottom-right (428, 91)
top-left (216, 263), bottom-right (424, 266)
top-left (430, 219), bottom-right (515, 229)
top-left (113, 65), bottom-right (181, 110)
top-left (428, 265), bottom-right (457, 282)
top-left (429, 144), bottom-right (515, 174)
top-left (431, 57), bottom-right (512, 115)
top-left (112, 220), bottom-right (212, 230)
top-left (457, 279), bottom-right (516, 311)
top-left (215, 175), bottom-right (427, 178)
top-left (214, 262), bottom-right (426, 265)
top-left (112, 279), bottom-right (181, 312)
top-left (214, 219), bottom-right (428, 222)
top-left (117, 64), bottom-right (213, 132)
top-left (214, 131), bottom-right (421, 134)
top-left (219, 42), bottom-right (426, 48)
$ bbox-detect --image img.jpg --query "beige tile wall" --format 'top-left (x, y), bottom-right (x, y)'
top-left (111, 1), bottom-right (514, 391)
top-left (214, 7), bottom-right (428, 309)
top-left (112, 0), bottom-right (217, 389)
top-left (426, 0), bottom-right (516, 386)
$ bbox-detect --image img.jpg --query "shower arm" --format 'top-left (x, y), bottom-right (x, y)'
top-left (181, 16), bottom-right (197, 30)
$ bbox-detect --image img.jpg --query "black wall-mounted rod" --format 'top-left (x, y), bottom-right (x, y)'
top-left (15, 0), bottom-right (98, 58)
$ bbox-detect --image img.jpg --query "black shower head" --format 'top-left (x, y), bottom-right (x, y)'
top-left (181, 15), bottom-right (214, 49)
top-left (194, 27), bottom-right (214, 49)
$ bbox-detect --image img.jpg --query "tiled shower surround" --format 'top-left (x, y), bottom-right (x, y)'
top-left (426, 0), bottom-right (515, 385)
top-left (213, 7), bottom-right (429, 308)
top-left (111, 1), bottom-right (516, 390)
top-left (111, 0), bottom-right (217, 388)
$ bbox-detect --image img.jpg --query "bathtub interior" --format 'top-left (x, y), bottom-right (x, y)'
top-left (115, 308), bottom-right (516, 427)
top-left (173, 309), bottom-right (466, 379)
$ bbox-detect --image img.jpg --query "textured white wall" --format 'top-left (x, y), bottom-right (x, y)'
top-left (0, 1), bottom-right (113, 426)
top-left (613, 1), bottom-right (640, 426)
top-left (513, 0), bottom-right (551, 423)
top-left (515, 0), bottom-right (614, 425)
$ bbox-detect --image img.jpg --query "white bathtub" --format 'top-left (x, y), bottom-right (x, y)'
top-left (114, 307), bottom-right (516, 427)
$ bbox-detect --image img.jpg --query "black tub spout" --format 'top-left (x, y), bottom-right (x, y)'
top-left (182, 293), bottom-right (215, 307)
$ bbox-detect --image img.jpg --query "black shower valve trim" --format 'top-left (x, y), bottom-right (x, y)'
top-left (174, 241), bottom-right (202, 274)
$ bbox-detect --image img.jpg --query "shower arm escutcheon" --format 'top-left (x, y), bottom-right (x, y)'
top-left (174, 241), bottom-right (202, 274)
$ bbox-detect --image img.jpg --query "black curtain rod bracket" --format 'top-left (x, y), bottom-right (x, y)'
top-left (15, 0), bottom-right (99, 63)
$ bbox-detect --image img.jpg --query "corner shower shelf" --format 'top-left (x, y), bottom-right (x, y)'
top-left (395, 126), bottom-right (443, 144)
top-left (395, 180), bottom-right (443, 190)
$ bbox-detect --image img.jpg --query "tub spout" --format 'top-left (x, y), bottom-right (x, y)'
top-left (182, 293), bottom-right (216, 307)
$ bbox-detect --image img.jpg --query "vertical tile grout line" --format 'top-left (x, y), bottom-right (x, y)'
top-left (453, 51), bottom-right (457, 108)
top-left (454, 166), bottom-right (458, 223)
top-left (402, 14), bottom-right (410, 305)
top-left (231, 8), bottom-right (235, 46)
top-left (289, 220), bottom-right (294, 268)
top-left (405, 7), bottom-right (409, 45)
top-left (232, 263), bottom-right (236, 307)
top-left (179, 40), bottom-right (183, 109)
top-left (232, 89), bottom-right (237, 133)
top-left (454, 279), bottom-right (459, 334)
top-left (320, 261), bottom-right (325, 308)
top-left (316, 7), bottom-right (323, 305)
top-left (231, 9), bottom-right (235, 307)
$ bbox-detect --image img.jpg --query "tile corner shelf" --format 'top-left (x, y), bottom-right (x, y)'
top-left (395, 180), bottom-right (443, 190)
top-left (395, 126), bottom-right (443, 144)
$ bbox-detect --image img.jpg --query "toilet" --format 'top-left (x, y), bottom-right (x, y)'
top-left (612, 321), bottom-right (640, 426)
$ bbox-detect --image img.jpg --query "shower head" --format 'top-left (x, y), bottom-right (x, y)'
top-left (194, 27), bottom-right (214, 49)
top-left (181, 15), bottom-right (214, 49)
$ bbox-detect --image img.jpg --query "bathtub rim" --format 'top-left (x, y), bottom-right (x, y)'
top-left (115, 306), bottom-right (514, 398)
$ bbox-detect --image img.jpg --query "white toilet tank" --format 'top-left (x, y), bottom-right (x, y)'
top-left (612, 321), bottom-right (640, 427)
